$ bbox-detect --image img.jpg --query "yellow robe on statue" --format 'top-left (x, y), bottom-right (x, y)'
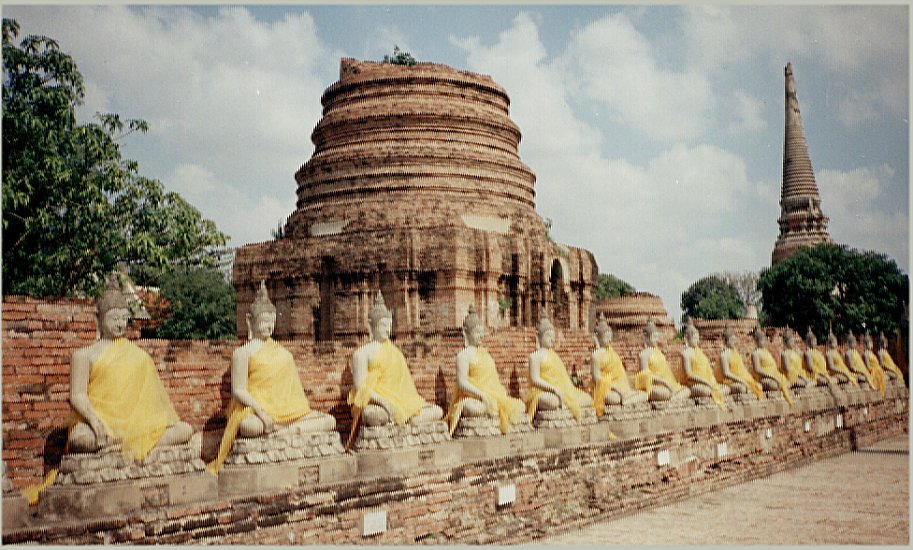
top-left (347, 340), bottom-right (426, 447)
top-left (591, 347), bottom-right (635, 417)
top-left (828, 351), bottom-right (859, 386)
top-left (757, 349), bottom-right (793, 405)
top-left (783, 350), bottom-right (807, 386)
top-left (685, 347), bottom-right (726, 410)
top-left (848, 350), bottom-right (876, 391)
top-left (446, 347), bottom-right (525, 435)
top-left (879, 350), bottom-right (904, 380)
top-left (634, 348), bottom-right (683, 396)
top-left (207, 338), bottom-right (313, 474)
top-left (805, 349), bottom-right (830, 381)
top-left (863, 350), bottom-right (886, 397)
top-left (724, 350), bottom-right (764, 400)
top-left (524, 349), bottom-right (590, 422)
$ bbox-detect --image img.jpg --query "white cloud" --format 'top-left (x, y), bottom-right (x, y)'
top-left (9, 5), bottom-right (339, 246)
top-left (729, 90), bottom-right (767, 134)
top-left (818, 165), bottom-right (908, 265)
top-left (558, 13), bottom-right (712, 142)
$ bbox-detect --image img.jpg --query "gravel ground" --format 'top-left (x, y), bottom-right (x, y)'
top-left (533, 435), bottom-right (909, 546)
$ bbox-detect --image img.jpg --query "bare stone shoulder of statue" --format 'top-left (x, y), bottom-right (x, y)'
top-left (350, 291), bottom-right (443, 428)
top-left (67, 275), bottom-right (193, 455)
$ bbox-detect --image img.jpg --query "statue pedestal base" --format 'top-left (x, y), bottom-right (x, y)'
top-left (223, 427), bottom-right (345, 466)
top-left (538, 422), bottom-right (615, 448)
top-left (459, 432), bottom-right (545, 461)
top-left (2, 494), bottom-right (29, 532)
top-left (38, 472), bottom-right (216, 521)
top-left (355, 441), bottom-right (461, 477)
top-left (351, 420), bottom-right (450, 451)
top-left (452, 415), bottom-right (533, 439)
top-left (218, 454), bottom-right (356, 497)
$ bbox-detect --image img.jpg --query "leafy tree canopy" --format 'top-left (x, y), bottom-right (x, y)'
top-left (155, 267), bottom-right (236, 340)
top-left (758, 243), bottom-right (908, 338)
top-left (595, 273), bottom-right (635, 300)
top-left (680, 275), bottom-right (744, 322)
top-left (2, 18), bottom-right (228, 298)
top-left (382, 45), bottom-right (417, 66)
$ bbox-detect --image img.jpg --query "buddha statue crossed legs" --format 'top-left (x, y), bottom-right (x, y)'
top-left (447, 305), bottom-right (529, 436)
top-left (680, 318), bottom-right (727, 409)
top-left (634, 318), bottom-right (690, 402)
top-left (207, 282), bottom-right (339, 474)
top-left (750, 325), bottom-right (793, 405)
top-left (347, 292), bottom-right (443, 448)
top-left (591, 314), bottom-right (648, 416)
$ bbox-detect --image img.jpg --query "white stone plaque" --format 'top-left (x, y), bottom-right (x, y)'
top-left (804, 420), bottom-right (811, 433)
top-left (836, 414), bottom-right (844, 428)
top-left (656, 449), bottom-right (670, 467)
top-left (715, 442), bottom-right (728, 460)
top-left (362, 509), bottom-right (387, 537)
top-left (497, 483), bottom-right (516, 506)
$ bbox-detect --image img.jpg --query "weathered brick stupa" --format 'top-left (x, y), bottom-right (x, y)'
top-left (771, 62), bottom-right (833, 265)
top-left (233, 58), bottom-right (598, 340)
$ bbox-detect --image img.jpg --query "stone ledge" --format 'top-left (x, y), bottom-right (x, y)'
top-left (218, 454), bottom-right (356, 498)
top-left (459, 432), bottom-right (545, 461)
top-left (2, 494), bottom-right (29, 531)
top-left (355, 440), bottom-right (462, 477)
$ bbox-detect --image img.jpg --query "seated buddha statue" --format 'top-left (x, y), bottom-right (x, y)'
top-left (825, 332), bottom-right (858, 386)
top-left (68, 275), bottom-right (194, 458)
top-left (719, 327), bottom-right (764, 400)
top-left (347, 292), bottom-right (443, 448)
top-left (878, 332), bottom-right (905, 385)
top-left (845, 331), bottom-right (880, 395)
top-left (680, 318), bottom-right (728, 409)
top-left (844, 331), bottom-right (875, 391)
top-left (749, 325), bottom-right (794, 405)
top-left (803, 329), bottom-right (832, 385)
top-left (525, 316), bottom-right (594, 422)
top-left (447, 305), bottom-right (528, 436)
top-left (590, 314), bottom-right (648, 416)
top-left (634, 318), bottom-right (690, 402)
top-left (207, 282), bottom-right (337, 474)
top-left (779, 328), bottom-right (812, 390)
top-left (861, 332), bottom-right (887, 397)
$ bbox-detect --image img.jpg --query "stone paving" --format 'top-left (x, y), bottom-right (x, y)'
top-left (533, 435), bottom-right (909, 546)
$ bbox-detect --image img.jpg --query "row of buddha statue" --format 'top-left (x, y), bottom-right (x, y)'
top-left (21, 276), bottom-right (905, 505)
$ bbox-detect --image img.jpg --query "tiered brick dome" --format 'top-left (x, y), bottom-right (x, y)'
top-left (594, 293), bottom-right (676, 340)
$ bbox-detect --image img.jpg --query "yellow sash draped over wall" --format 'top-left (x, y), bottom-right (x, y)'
top-left (685, 347), bottom-right (725, 410)
top-left (446, 347), bottom-right (525, 435)
top-left (828, 352), bottom-right (859, 386)
top-left (347, 340), bottom-right (426, 447)
top-left (634, 348), bottom-right (683, 396)
top-left (879, 349), bottom-right (904, 379)
top-left (591, 347), bottom-right (634, 417)
top-left (805, 349), bottom-right (830, 380)
top-left (207, 339), bottom-right (312, 474)
top-left (758, 349), bottom-right (794, 405)
top-left (864, 350), bottom-right (886, 396)
top-left (848, 350), bottom-right (876, 390)
top-left (724, 351), bottom-right (765, 400)
top-left (783, 349), bottom-right (807, 385)
top-left (524, 349), bottom-right (590, 422)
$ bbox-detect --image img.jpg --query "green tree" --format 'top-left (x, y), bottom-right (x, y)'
top-left (758, 243), bottom-right (908, 337)
top-left (680, 275), bottom-right (744, 322)
top-left (595, 273), bottom-right (635, 300)
top-left (155, 267), bottom-right (236, 340)
top-left (382, 45), bottom-right (417, 66)
top-left (2, 18), bottom-right (227, 297)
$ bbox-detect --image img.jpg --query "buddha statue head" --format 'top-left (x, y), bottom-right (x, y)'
top-left (247, 281), bottom-right (277, 340)
top-left (683, 318), bottom-right (699, 348)
top-left (783, 326), bottom-right (796, 350)
top-left (594, 314), bottom-right (613, 348)
top-left (752, 324), bottom-right (767, 347)
top-left (863, 332), bottom-right (874, 351)
top-left (806, 327), bottom-right (818, 348)
top-left (367, 291), bottom-right (393, 342)
top-left (462, 304), bottom-right (484, 347)
top-left (846, 330), bottom-right (857, 348)
top-left (879, 331), bottom-right (890, 350)
top-left (643, 317), bottom-right (660, 348)
top-left (97, 273), bottom-right (130, 340)
top-left (536, 316), bottom-right (556, 349)
top-left (723, 326), bottom-right (738, 349)
top-left (827, 331), bottom-right (839, 349)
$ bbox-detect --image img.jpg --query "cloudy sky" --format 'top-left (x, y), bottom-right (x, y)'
top-left (6, 4), bottom-right (908, 324)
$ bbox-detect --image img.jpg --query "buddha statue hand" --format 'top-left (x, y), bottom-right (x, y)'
top-left (254, 407), bottom-right (277, 434)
